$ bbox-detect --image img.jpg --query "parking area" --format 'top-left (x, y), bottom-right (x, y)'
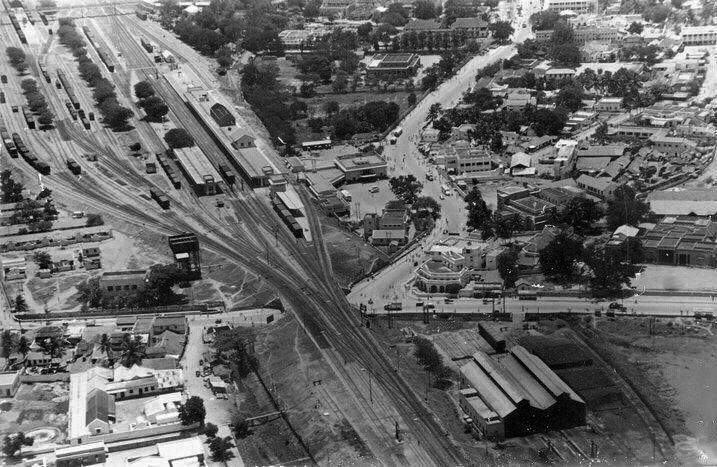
top-left (346, 178), bottom-right (395, 221)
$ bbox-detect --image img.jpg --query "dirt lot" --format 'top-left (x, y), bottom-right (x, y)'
top-left (0, 382), bottom-right (69, 449)
top-left (233, 313), bottom-right (374, 465)
top-left (583, 316), bottom-right (717, 464)
top-left (320, 216), bottom-right (390, 288)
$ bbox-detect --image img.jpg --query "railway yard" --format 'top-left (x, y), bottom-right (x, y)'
top-left (0, 1), bottom-right (714, 466)
top-left (0, 1), bottom-right (472, 465)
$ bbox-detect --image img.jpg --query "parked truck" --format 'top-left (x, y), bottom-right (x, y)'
top-left (384, 302), bottom-right (402, 311)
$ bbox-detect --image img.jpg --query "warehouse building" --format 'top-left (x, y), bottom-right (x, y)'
top-left (459, 346), bottom-right (586, 440)
top-left (172, 146), bottom-right (223, 196)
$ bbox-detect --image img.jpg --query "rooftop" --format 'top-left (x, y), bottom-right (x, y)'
top-left (335, 152), bottom-right (386, 171)
top-left (173, 146), bottom-right (223, 186)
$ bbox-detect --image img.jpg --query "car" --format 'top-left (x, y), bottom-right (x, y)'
top-left (425, 302), bottom-right (435, 309)
top-left (369, 186), bottom-right (379, 193)
top-left (439, 194), bottom-right (445, 200)
top-left (608, 302), bottom-right (622, 309)
top-left (199, 359), bottom-right (204, 365)
top-left (215, 319), bottom-right (222, 324)
top-left (196, 370), bottom-right (201, 377)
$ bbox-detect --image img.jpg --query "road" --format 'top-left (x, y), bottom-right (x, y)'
top-left (382, 45), bottom-right (516, 233)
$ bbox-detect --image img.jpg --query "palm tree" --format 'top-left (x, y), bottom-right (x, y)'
top-left (98, 334), bottom-right (114, 367)
top-left (16, 336), bottom-right (29, 357)
top-left (40, 337), bottom-right (63, 358)
top-left (13, 295), bottom-right (28, 313)
top-left (120, 335), bottom-right (144, 368)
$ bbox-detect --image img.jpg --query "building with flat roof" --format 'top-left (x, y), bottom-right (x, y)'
top-left (681, 25), bottom-right (717, 44)
top-left (0, 370), bottom-right (21, 397)
top-left (99, 270), bottom-right (148, 295)
top-left (459, 346), bottom-right (586, 439)
top-left (335, 152), bottom-right (387, 182)
top-left (545, 0), bottom-right (597, 12)
top-left (451, 17), bottom-right (489, 38)
top-left (366, 53), bottom-right (421, 79)
top-left (55, 441), bottom-right (108, 467)
top-left (576, 174), bottom-right (618, 199)
top-left (172, 147), bottom-right (223, 196)
top-left (1, 254), bottom-right (26, 281)
top-left (168, 233), bottom-right (201, 277)
top-left (636, 216), bottom-right (717, 267)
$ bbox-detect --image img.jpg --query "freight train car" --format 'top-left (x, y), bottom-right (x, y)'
top-left (38, 62), bottom-right (51, 83)
top-left (21, 105), bottom-right (35, 129)
top-left (271, 197), bottom-right (304, 238)
top-left (39, 13), bottom-right (48, 25)
top-left (82, 26), bottom-right (115, 72)
top-left (150, 187), bottom-right (170, 209)
top-left (57, 70), bottom-right (80, 109)
top-left (156, 153), bottom-right (181, 189)
top-left (140, 37), bottom-right (154, 53)
top-left (67, 159), bottom-right (81, 175)
top-left (1, 128), bottom-right (17, 157)
top-left (218, 163), bottom-right (236, 184)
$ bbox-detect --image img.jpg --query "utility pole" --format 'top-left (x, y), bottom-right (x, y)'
top-left (368, 370), bottom-right (372, 404)
top-left (396, 346), bottom-right (400, 372)
top-left (425, 370), bottom-right (430, 400)
top-left (395, 420), bottom-right (400, 442)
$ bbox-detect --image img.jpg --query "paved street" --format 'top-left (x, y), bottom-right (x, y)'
top-left (381, 45), bottom-right (516, 233)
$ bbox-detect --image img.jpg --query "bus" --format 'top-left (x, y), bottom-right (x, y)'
top-left (441, 184), bottom-right (451, 196)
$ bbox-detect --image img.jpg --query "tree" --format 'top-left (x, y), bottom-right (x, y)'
top-left (303, 1), bottom-right (320, 18)
top-left (93, 78), bottom-right (117, 102)
top-left (324, 100), bottom-right (340, 116)
top-left (134, 80), bottom-right (155, 100)
top-left (389, 175), bottom-right (423, 204)
top-left (357, 22), bottom-right (373, 40)
top-left (464, 187), bottom-right (492, 232)
top-left (120, 334), bottom-right (144, 367)
top-left (412, 196), bottom-right (441, 218)
top-left (583, 244), bottom-right (634, 297)
top-left (427, 103), bottom-right (442, 122)
top-left (307, 117), bottom-right (324, 133)
top-left (407, 92), bottom-right (417, 106)
top-left (99, 333), bottom-right (114, 367)
top-left (489, 21), bottom-right (514, 42)
top-left (16, 336), bottom-right (29, 357)
top-left (101, 101), bottom-right (133, 129)
top-left (2, 433), bottom-right (33, 458)
top-left (557, 197), bottom-right (602, 235)
top-left (179, 396), bottom-right (206, 426)
top-left (86, 213), bottom-right (104, 226)
top-left (164, 128), bottom-right (195, 148)
top-left (141, 96), bottom-right (169, 121)
top-left (539, 230), bottom-right (583, 281)
top-left (556, 81), bottom-right (584, 112)
top-left (332, 70), bottom-right (348, 93)
top-left (14, 295), bottom-right (28, 313)
top-left (209, 436), bottom-right (234, 462)
top-left (1, 330), bottom-right (13, 358)
top-left (34, 251), bottom-right (51, 269)
top-left (497, 248), bottom-right (520, 288)
top-left (594, 122), bottom-right (608, 144)
top-left (289, 100), bottom-right (308, 120)
top-left (203, 422), bottom-right (219, 438)
top-left (232, 415), bottom-right (251, 438)
top-left (606, 185), bottom-right (649, 231)
top-left (38, 108), bottom-right (54, 127)
top-left (627, 21), bottom-right (643, 34)
top-left (299, 82), bottom-right (315, 98)
top-left (414, 0), bottom-right (437, 18)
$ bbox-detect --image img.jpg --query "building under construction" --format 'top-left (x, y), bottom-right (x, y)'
top-left (168, 233), bottom-right (201, 278)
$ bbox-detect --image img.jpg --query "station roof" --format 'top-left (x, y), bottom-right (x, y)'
top-left (173, 147), bottom-right (222, 185)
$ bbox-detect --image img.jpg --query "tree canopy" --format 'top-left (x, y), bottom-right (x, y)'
top-left (539, 230), bottom-right (583, 281)
top-left (389, 175), bottom-right (423, 204)
top-left (164, 128), bottom-right (195, 148)
top-left (179, 396), bottom-right (206, 426)
top-left (606, 185), bottom-right (649, 231)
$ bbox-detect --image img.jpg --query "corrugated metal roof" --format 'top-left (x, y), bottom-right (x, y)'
top-left (460, 360), bottom-right (516, 418)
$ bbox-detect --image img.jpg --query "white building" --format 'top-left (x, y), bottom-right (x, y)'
top-left (544, 0), bottom-right (598, 13)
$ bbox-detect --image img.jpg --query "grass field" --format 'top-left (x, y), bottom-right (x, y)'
top-left (0, 382), bottom-right (70, 449)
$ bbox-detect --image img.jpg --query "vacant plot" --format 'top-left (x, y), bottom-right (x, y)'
top-left (320, 216), bottom-right (389, 288)
top-left (0, 382), bottom-right (70, 449)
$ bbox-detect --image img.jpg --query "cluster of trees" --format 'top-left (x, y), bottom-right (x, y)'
top-left (2, 432), bottom-right (33, 458)
top-left (421, 50), bottom-right (467, 91)
top-left (1, 330), bottom-right (30, 358)
top-left (1, 170), bottom-right (24, 203)
top-left (489, 21), bottom-right (514, 42)
top-left (464, 188), bottom-right (530, 240)
top-left (241, 60), bottom-right (296, 147)
top-left (332, 100), bottom-right (400, 139)
top-left (539, 229), bottom-right (643, 295)
top-left (20, 79), bottom-right (54, 128)
top-left (413, 337), bottom-right (454, 389)
top-left (76, 264), bottom-right (188, 309)
top-left (8, 198), bottom-right (57, 232)
top-left (535, 186), bottom-right (649, 295)
top-left (134, 81), bottom-right (169, 122)
top-left (164, 128), bottom-right (194, 149)
top-left (6, 47), bottom-right (28, 74)
top-left (213, 327), bottom-right (259, 379)
top-left (390, 29), bottom-right (471, 53)
top-left (387, 177), bottom-right (442, 231)
top-left (57, 19), bottom-right (133, 130)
